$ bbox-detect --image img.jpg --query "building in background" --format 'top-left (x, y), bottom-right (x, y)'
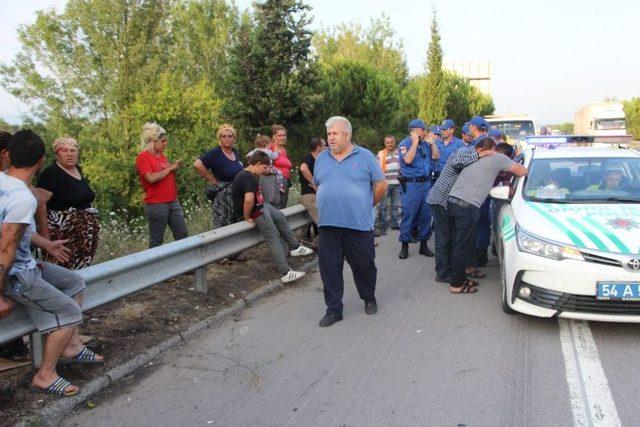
top-left (444, 61), bottom-right (492, 96)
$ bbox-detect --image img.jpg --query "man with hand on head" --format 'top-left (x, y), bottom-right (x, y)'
top-left (397, 119), bottom-right (439, 260)
top-left (314, 116), bottom-right (387, 327)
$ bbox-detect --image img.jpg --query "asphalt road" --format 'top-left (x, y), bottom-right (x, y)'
top-left (65, 230), bottom-right (640, 427)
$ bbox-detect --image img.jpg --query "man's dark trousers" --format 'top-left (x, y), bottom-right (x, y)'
top-left (447, 198), bottom-right (480, 286)
top-left (318, 226), bottom-right (377, 315)
top-left (431, 204), bottom-right (451, 279)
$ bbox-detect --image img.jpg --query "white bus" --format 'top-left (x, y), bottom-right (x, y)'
top-left (485, 114), bottom-right (537, 140)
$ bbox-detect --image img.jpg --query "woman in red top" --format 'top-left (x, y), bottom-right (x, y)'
top-left (135, 122), bottom-right (188, 248)
top-left (269, 124), bottom-right (293, 208)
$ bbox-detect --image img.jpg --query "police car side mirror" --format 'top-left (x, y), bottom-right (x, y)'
top-left (490, 185), bottom-right (511, 201)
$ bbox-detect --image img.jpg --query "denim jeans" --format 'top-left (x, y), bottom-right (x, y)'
top-left (375, 184), bottom-right (400, 231)
top-left (447, 198), bottom-right (480, 286)
top-left (431, 204), bottom-right (451, 279)
top-left (254, 203), bottom-right (299, 275)
top-left (144, 201), bottom-right (189, 248)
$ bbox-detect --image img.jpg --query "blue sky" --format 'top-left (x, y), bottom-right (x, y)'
top-left (1, 0), bottom-right (638, 125)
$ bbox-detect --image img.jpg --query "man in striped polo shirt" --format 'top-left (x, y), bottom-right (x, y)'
top-left (375, 135), bottom-right (401, 236)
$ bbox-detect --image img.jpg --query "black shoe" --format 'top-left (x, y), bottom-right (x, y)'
top-left (364, 299), bottom-right (377, 315)
top-left (419, 241), bottom-right (434, 257)
top-left (390, 225), bottom-right (400, 230)
top-left (319, 312), bottom-right (343, 327)
top-left (435, 276), bottom-right (451, 283)
top-left (399, 242), bottom-right (409, 259)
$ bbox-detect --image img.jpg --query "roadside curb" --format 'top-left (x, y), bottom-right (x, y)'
top-left (18, 257), bottom-right (319, 427)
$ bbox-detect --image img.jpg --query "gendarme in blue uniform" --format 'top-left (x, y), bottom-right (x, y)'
top-left (398, 135), bottom-right (433, 243)
top-left (435, 136), bottom-right (465, 172)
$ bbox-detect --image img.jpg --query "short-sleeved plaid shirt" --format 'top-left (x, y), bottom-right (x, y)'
top-left (427, 146), bottom-right (480, 208)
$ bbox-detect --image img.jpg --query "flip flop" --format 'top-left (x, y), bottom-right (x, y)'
top-left (450, 280), bottom-right (479, 294)
top-left (59, 347), bottom-right (104, 365)
top-left (30, 376), bottom-right (79, 397)
top-left (466, 269), bottom-right (486, 278)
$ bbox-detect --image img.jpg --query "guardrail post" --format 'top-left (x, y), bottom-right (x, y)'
top-left (194, 267), bottom-right (208, 293)
top-left (30, 332), bottom-right (45, 368)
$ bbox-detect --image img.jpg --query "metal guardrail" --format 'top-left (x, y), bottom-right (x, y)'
top-left (0, 205), bottom-right (311, 346)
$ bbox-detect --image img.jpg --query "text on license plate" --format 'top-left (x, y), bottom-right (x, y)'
top-left (597, 282), bottom-right (640, 301)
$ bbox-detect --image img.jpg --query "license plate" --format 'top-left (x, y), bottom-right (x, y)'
top-left (597, 282), bottom-right (640, 301)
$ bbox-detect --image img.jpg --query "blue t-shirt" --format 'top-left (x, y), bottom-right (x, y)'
top-left (0, 173), bottom-right (37, 275)
top-left (314, 146), bottom-right (384, 231)
top-left (199, 147), bottom-right (243, 182)
top-left (397, 136), bottom-right (432, 178)
top-left (435, 136), bottom-right (465, 172)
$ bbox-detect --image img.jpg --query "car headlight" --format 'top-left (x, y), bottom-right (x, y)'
top-left (515, 225), bottom-right (584, 261)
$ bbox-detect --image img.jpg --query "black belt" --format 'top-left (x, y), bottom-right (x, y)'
top-left (448, 196), bottom-right (471, 207)
top-left (403, 176), bottom-right (430, 183)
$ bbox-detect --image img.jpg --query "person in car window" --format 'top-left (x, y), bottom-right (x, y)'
top-left (587, 168), bottom-right (626, 191)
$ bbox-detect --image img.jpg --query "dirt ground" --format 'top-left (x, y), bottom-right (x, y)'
top-left (0, 243), bottom-right (316, 426)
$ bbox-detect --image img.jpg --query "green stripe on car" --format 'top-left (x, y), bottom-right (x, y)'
top-left (582, 216), bottom-right (631, 254)
top-left (527, 202), bottom-right (585, 248)
top-left (565, 218), bottom-right (608, 251)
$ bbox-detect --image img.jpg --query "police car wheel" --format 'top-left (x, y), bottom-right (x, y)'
top-left (500, 242), bottom-right (516, 315)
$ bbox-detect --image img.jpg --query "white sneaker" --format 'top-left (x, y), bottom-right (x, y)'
top-left (290, 245), bottom-right (314, 257)
top-left (281, 270), bottom-right (306, 283)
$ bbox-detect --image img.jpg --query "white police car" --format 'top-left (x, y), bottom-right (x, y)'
top-left (491, 144), bottom-right (640, 322)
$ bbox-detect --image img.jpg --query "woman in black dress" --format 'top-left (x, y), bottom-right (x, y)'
top-left (37, 137), bottom-right (99, 269)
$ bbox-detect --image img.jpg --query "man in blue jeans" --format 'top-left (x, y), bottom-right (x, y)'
top-left (314, 116), bottom-right (387, 327)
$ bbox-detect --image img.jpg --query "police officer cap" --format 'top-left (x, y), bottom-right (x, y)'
top-left (408, 119), bottom-right (427, 130)
top-left (430, 125), bottom-right (441, 136)
top-left (469, 115), bottom-right (489, 130)
top-left (440, 119), bottom-right (455, 130)
top-left (461, 122), bottom-right (471, 135)
top-left (488, 128), bottom-right (503, 138)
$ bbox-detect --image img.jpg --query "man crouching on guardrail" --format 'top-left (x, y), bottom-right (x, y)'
top-left (0, 130), bottom-right (104, 398)
top-left (231, 150), bottom-right (314, 283)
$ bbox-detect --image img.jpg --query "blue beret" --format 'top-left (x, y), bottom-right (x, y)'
top-left (408, 119), bottom-right (426, 130)
top-left (440, 119), bottom-right (455, 130)
top-left (488, 128), bottom-right (503, 138)
top-left (430, 125), bottom-right (441, 136)
top-left (461, 122), bottom-right (471, 135)
top-left (469, 115), bottom-right (488, 130)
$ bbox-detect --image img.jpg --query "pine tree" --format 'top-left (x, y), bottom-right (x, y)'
top-left (223, 0), bottom-right (317, 144)
top-left (418, 10), bottom-right (447, 124)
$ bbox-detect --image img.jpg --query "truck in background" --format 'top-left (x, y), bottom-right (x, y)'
top-left (485, 114), bottom-right (537, 141)
top-left (574, 102), bottom-right (626, 136)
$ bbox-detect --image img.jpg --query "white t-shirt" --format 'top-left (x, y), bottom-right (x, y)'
top-left (0, 172), bottom-right (37, 274)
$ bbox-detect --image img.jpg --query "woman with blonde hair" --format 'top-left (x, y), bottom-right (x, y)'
top-left (194, 124), bottom-right (244, 228)
top-left (269, 124), bottom-right (293, 208)
top-left (36, 136), bottom-right (100, 268)
top-left (135, 122), bottom-right (188, 248)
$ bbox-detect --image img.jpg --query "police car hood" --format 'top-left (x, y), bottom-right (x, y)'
top-left (518, 201), bottom-right (640, 255)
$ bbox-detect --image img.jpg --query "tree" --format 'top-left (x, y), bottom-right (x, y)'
top-left (418, 9), bottom-right (446, 124)
top-left (624, 98), bottom-right (640, 140)
top-left (310, 59), bottom-right (402, 150)
top-left (313, 15), bottom-right (408, 84)
top-left (223, 0), bottom-right (318, 154)
top-left (549, 122), bottom-right (574, 135)
top-left (1, 0), bottom-right (237, 213)
top-left (442, 71), bottom-right (494, 130)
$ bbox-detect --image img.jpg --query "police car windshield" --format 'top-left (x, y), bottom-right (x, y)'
top-left (524, 157), bottom-right (640, 203)
top-left (488, 121), bottom-right (535, 139)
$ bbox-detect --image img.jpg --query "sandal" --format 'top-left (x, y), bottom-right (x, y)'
top-left (30, 376), bottom-right (79, 397)
top-left (59, 347), bottom-right (104, 365)
top-left (466, 269), bottom-right (485, 278)
top-left (450, 280), bottom-right (479, 294)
